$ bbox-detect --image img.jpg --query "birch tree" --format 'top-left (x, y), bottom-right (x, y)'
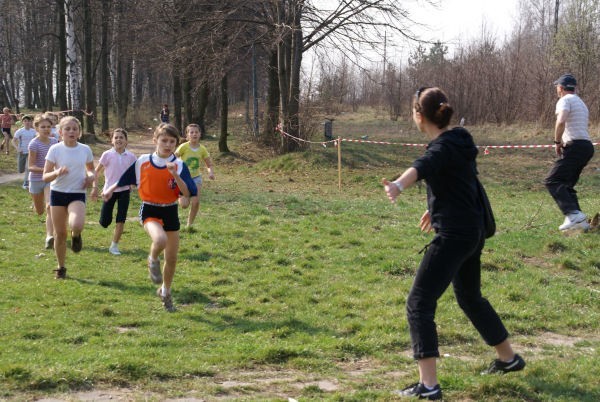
top-left (65, 0), bottom-right (82, 116)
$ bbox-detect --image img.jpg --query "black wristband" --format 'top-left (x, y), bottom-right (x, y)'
top-left (553, 141), bottom-right (561, 144)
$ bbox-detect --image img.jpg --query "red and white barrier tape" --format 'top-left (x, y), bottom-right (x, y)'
top-left (276, 125), bottom-right (599, 153)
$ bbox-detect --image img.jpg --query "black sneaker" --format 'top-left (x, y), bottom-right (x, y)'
top-left (482, 354), bottom-right (526, 374)
top-left (54, 267), bottom-right (67, 279)
top-left (394, 382), bottom-right (442, 400)
top-left (45, 236), bottom-right (54, 250)
top-left (71, 234), bottom-right (82, 253)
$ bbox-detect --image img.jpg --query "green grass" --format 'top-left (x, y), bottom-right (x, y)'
top-left (0, 119), bottom-right (599, 401)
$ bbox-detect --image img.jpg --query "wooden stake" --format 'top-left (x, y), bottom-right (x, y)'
top-left (337, 137), bottom-right (342, 190)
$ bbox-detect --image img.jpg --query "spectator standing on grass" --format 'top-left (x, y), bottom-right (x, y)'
top-left (1, 107), bottom-right (14, 154)
top-left (545, 74), bottom-right (595, 231)
top-left (91, 128), bottom-right (137, 255)
top-left (43, 116), bottom-right (95, 279)
top-left (28, 114), bottom-right (58, 249)
top-left (12, 115), bottom-right (37, 189)
top-left (382, 87), bottom-right (525, 400)
top-left (175, 123), bottom-right (215, 230)
top-left (103, 123), bottom-right (197, 312)
top-left (160, 104), bottom-right (170, 123)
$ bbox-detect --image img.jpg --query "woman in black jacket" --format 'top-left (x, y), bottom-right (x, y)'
top-left (382, 87), bottom-right (525, 400)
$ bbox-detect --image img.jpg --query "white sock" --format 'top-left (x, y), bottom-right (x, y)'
top-left (110, 241), bottom-right (118, 248)
top-left (161, 286), bottom-right (170, 297)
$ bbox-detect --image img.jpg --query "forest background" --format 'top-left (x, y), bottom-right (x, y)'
top-left (0, 0), bottom-right (599, 155)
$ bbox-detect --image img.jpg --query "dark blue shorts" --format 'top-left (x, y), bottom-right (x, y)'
top-left (50, 190), bottom-right (86, 207)
top-left (139, 203), bottom-right (180, 231)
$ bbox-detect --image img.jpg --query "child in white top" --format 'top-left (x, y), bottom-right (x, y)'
top-left (12, 115), bottom-right (37, 189)
top-left (91, 128), bottom-right (137, 255)
top-left (43, 116), bottom-right (95, 279)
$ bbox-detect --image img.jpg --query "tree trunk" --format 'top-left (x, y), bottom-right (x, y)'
top-left (172, 67), bottom-right (183, 133)
top-left (100, 0), bottom-right (110, 132)
top-left (56, 0), bottom-right (68, 111)
top-left (263, 49), bottom-right (280, 146)
top-left (83, 0), bottom-right (96, 134)
top-left (218, 74), bottom-right (229, 152)
top-left (65, 0), bottom-right (83, 122)
top-left (196, 82), bottom-right (209, 139)
top-left (183, 70), bottom-right (192, 128)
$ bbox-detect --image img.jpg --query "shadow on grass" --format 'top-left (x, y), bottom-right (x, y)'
top-left (186, 314), bottom-right (337, 338)
top-left (525, 378), bottom-right (599, 402)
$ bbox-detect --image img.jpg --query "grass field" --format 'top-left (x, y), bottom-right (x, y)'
top-left (0, 113), bottom-right (599, 401)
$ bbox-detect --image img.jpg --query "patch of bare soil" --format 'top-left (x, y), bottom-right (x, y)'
top-left (20, 331), bottom-right (599, 401)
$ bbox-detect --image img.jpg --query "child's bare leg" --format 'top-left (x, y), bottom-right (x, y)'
top-left (187, 194), bottom-right (200, 226)
top-left (113, 222), bottom-right (125, 243)
top-left (144, 220), bottom-right (167, 261)
top-left (31, 192), bottom-right (45, 215)
top-left (161, 231), bottom-right (180, 291)
top-left (45, 188), bottom-right (54, 238)
top-left (67, 201), bottom-right (86, 237)
top-left (51, 206), bottom-right (68, 267)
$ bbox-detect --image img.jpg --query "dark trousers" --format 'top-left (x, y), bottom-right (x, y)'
top-left (99, 190), bottom-right (130, 228)
top-left (545, 140), bottom-right (594, 215)
top-left (406, 229), bottom-right (509, 359)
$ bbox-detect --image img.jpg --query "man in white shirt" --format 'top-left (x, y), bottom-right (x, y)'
top-left (545, 74), bottom-right (595, 231)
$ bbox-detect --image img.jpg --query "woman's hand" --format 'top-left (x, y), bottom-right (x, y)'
top-left (419, 210), bottom-right (432, 232)
top-left (382, 178), bottom-right (400, 203)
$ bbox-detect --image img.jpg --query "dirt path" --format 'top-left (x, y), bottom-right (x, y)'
top-left (0, 133), bottom-right (156, 185)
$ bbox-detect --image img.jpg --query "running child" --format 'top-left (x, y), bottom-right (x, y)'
top-left (91, 128), bottom-right (137, 255)
top-left (1, 107), bottom-right (14, 154)
top-left (103, 123), bottom-right (197, 312)
top-left (175, 123), bottom-right (215, 230)
top-left (43, 116), bottom-right (95, 279)
top-left (12, 115), bottom-right (37, 189)
top-left (28, 114), bottom-right (58, 249)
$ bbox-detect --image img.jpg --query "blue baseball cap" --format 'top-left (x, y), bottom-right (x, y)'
top-left (554, 74), bottom-right (577, 90)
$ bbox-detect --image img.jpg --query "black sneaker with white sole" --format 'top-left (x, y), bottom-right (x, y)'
top-left (394, 382), bottom-right (442, 400)
top-left (482, 353), bottom-right (526, 374)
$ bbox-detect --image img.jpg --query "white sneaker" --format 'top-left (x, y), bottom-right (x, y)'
top-left (109, 245), bottom-right (121, 255)
top-left (559, 211), bottom-right (590, 231)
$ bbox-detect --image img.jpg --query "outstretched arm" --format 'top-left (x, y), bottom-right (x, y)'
top-left (381, 167), bottom-right (419, 203)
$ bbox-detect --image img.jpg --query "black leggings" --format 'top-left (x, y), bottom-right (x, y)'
top-left (99, 190), bottom-right (130, 228)
top-left (406, 229), bottom-right (509, 359)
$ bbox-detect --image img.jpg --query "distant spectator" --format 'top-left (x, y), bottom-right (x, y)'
top-left (545, 74), bottom-right (595, 231)
top-left (160, 104), bottom-right (170, 123)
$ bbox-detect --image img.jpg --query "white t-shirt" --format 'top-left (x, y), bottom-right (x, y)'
top-left (556, 94), bottom-right (590, 143)
top-left (46, 142), bottom-right (94, 193)
top-left (13, 128), bottom-right (37, 153)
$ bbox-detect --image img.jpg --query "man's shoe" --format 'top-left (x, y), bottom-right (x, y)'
top-left (482, 354), bottom-right (526, 375)
top-left (156, 287), bottom-right (176, 312)
top-left (45, 236), bottom-right (54, 250)
top-left (71, 234), bottom-right (82, 253)
top-left (559, 211), bottom-right (589, 231)
top-left (394, 382), bottom-right (442, 400)
top-left (54, 267), bottom-right (67, 279)
top-left (147, 257), bottom-right (162, 284)
top-left (109, 244), bottom-right (121, 255)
